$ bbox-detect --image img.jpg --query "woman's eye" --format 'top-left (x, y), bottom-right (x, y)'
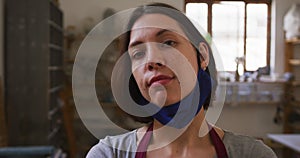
top-left (162, 40), bottom-right (176, 47)
top-left (132, 51), bottom-right (145, 59)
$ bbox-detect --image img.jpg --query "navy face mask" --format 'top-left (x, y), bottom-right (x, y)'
top-left (131, 68), bottom-right (212, 129)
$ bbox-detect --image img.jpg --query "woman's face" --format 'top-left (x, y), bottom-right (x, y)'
top-left (128, 14), bottom-right (199, 106)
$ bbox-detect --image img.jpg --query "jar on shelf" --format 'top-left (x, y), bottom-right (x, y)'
top-left (284, 3), bottom-right (300, 40)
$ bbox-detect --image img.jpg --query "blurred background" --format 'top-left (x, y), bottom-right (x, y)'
top-left (0, 0), bottom-right (299, 157)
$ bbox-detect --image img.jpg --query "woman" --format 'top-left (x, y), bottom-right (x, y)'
top-left (87, 3), bottom-right (277, 158)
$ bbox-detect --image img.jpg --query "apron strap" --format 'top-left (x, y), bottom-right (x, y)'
top-left (135, 123), bottom-right (153, 158)
top-left (135, 123), bottom-right (228, 158)
top-left (208, 125), bottom-right (229, 158)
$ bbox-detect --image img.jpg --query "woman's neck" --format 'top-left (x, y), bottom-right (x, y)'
top-left (136, 108), bottom-right (222, 158)
top-left (148, 108), bottom-right (213, 149)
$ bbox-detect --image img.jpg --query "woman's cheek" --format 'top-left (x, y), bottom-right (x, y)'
top-left (133, 73), bottom-right (150, 100)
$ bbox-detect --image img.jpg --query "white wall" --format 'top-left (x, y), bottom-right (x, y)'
top-left (216, 104), bottom-right (281, 138)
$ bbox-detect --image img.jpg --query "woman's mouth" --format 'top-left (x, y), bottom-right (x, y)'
top-left (148, 75), bottom-right (174, 87)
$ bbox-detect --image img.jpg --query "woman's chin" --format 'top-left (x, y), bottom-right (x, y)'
top-left (148, 97), bottom-right (180, 107)
top-left (161, 98), bottom-right (181, 107)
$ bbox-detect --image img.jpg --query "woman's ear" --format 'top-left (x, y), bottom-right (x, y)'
top-left (198, 42), bottom-right (209, 70)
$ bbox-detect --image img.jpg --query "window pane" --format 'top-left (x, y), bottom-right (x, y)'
top-left (186, 3), bottom-right (208, 32)
top-left (212, 2), bottom-right (245, 71)
top-left (246, 4), bottom-right (268, 71)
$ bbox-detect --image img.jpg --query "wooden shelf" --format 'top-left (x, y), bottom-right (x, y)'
top-left (287, 123), bottom-right (300, 131)
top-left (289, 59), bottom-right (300, 66)
top-left (49, 44), bottom-right (63, 51)
top-left (224, 101), bottom-right (281, 106)
top-left (286, 38), bottom-right (300, 45)
top-left (48, 66), bottom-right (63, 71)
top-left (287, 81), bottom-right (300, 86)
top-left (48, 105), bottom-right (63, 119)
top-left (290, 101), bottom-right (300, 108)
top-left (47, 126), bottom-right (61, 140)
top-left (284, 35), bottom-right (300, 134)
top-left (48, 20), bottom-right (63, 32)
top-left (48, 85), bottom-right (64, 93)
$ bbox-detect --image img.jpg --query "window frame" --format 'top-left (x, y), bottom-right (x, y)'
top-left (184, 0), bottom-right (272, 71)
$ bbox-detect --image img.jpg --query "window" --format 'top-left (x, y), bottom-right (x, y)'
top-left (185, 0), bottom-right (271, 72)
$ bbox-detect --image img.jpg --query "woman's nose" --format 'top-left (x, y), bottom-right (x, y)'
top-left (145, 43), bottom-right (166, 71)
top-left (146, 62), bottom-right (164, 71)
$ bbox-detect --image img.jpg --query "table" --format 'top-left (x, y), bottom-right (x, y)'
top-left (268, 134), bottom-right (300, 153)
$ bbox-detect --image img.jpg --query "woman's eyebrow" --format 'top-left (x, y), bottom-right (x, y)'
top-left (129, 41), bottom-right (143, 49)
top-left (156, 29), bottom-right (178, 37)
top-left (129, 29), bottom-right (179, 48)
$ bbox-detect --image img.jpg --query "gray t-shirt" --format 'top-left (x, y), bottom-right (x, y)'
top-left (86, 130), bottom-right (277, 158)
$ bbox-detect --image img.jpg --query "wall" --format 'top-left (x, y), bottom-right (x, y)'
top-left (216, 104), bottom-right (281, 138)
top-left (60, 0), bottom-right (183, 33)
top-left (59, 0), bottom-right (297, 138)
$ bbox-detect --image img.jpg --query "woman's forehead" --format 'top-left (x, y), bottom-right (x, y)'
top-left (131, 14), bottom-right (186, 37)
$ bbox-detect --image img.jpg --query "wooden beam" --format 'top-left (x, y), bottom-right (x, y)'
top-left (244, 3), bottom-right (247, 70)
top-left (266, 2), bottom-right (271, 66)
top-left (59, 81), bottom-right (77, 158)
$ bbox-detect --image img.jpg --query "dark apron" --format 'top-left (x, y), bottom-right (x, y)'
top-left (135, 123), bottom-right (228, 158)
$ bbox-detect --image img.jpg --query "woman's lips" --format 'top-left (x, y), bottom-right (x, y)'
top-left (148, 75), bottom-right (174, 87)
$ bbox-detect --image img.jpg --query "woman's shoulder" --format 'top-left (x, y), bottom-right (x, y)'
top-left (223, 131), bottom-right (277, 158)
top-left (101, 129), bottom-right (138, 148)
top-left (86, 130), bottom-right (138, 158)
